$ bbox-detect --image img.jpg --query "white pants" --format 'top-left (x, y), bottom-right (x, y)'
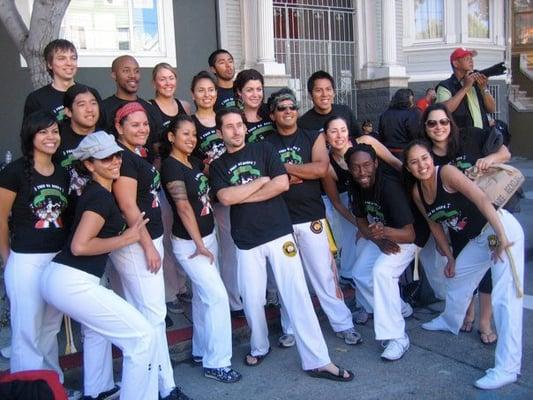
top-left (281, 220), bottom-right (354, 335)
top-left (428, 210), bottom-right (524, 374)
top-left (418, 235), bottom-right (448, 300)
top-left (236, 234), bottom-right (331, 370)
top-left (4, 251), bottom-right (62, 379)
top-left (171, 232), bottom-right (232, 368)
top-left (352, 238), bottom-right (416, 340)
top-left (213, 203), bottom-right (243, 311)
top-left (328, 192), bottom-right (359, 279)
top-left (160, 190), bottom-right (188, 301)
top-left (109, 236), bottom-right (176, 397)
top-left (41, 263), bottom-right (158, 400)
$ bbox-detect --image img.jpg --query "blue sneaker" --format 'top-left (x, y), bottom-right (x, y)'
top-left (204, 367), bottom-right (242, 383)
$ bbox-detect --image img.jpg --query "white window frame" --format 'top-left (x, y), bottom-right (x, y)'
top-left (407, 0), bottom-right (446, 45)
top-left (462, 0), bottom-right (493, 43)
top-left (16, 0), bottom-right (176, 68)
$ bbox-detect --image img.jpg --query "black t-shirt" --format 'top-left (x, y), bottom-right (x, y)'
top-left (118, 144), bottom-right (163, 239)
top-left (160, 156), bottom-right (214, 239)
top-left (53, 181), bottom-right (126, 278)
top-left (297, 104), bottom-right (361, 137)
top-left (149, 98), bottom-right (187, 133)
top-left (432, 127), bottom-right (486, 172)
top-left (191, 114), bottom-right (226, 164)
top-left (23, 84), bottom-right (67, 122)
top-left (209, 142), bottom-right (293, 249)
top-left (214, 86), bottom-right (238, 111)
top-left (378, 107), bottom-right (421, 151)
top-left (0, 158), bottom-right (69, 253)
top-left (56, 122), bottom-right (92, 224)
top-left (246, 118), bottom-right (275, 144)
top-left (266, 128), bottom-right (325, 223)
top-left (418, 167), bottom-right (487, 255)
top-left (101, 95), bottom-right (163, 161)
top-left (353, 172), bottom-right (414, 230)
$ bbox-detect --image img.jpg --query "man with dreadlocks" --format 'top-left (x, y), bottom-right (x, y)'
top-left (346, 143), bottom-right (416, 361)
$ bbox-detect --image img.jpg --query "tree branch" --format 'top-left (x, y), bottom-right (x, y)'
top-left (0, 0), bottom-right (29, 51)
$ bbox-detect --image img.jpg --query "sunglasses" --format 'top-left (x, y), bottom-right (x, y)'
top-left (276, 104), bottom-right (298, 112)
top-left (425, 118), bottom-right (450, 128)
top-left (98, 152), bottom-right (123, 163)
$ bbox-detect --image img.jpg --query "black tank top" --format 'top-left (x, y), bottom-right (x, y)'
top-left (150, 98), bottom-right (187, 131)
top-left (418, 167), bottom-right (486, 253)
top-left (329, 138), bottom-right (356, 194)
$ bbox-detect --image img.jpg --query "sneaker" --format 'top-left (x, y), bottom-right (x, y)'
top-left (266, 290), bottom-right (279, 307)
top-left (67, 389), bottom-right (83, 400)
top-left (83, 384), bottom-right (120, 400)
top-left (380, 334), bottom-right (409, 361)
top-left (353, 309), bottom-right (372, 325)
top-left (339, 276), bottom-right (356, 289)
top-left (401, 302), bottom-right (414, 318)
top-left (278, 334), bottom-right (295, 348)
top-left (204, 367), bottom-right (242, 383)
top-left (192, 355), bottom-right (203, 364)
top-left (166, 298), bottom-right (185, 314)
top-left (0, 345), bottom-right (11, 358)
top-left (474, 368), bottom-right (517, 390)
top-left (177, 291), bottom-right (193, 303)
top-left (230, 309), bottom-right (246, 319)
top-left (161, 387), bottom-right (191, 400)
top-left (336, 327), bottom-right (362, 345)
top-left (421, 317), bottom-right (450, 332)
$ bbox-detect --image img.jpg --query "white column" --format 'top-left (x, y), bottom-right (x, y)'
top-left (375, 0), bottom-right (405, 78)
top-left (253, 0), bottom-right (286, 75)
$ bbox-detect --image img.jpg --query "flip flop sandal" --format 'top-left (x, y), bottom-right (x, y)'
top-left (460, 319), bottom-right (475, 333)
top-left (478, 330), bottom-right (497, 345)
top-left (244, 347), bottom-right (271, 366)
top-left (307, 364), bottom-right (354, 382)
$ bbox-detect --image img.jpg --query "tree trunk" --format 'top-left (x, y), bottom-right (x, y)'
top-left (0, 0), bottom-right (71, 89)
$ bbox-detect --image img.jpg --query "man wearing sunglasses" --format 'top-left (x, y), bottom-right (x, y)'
top-left (436, 48), bottom-right (496, 130)
top-left (266, 88), bottom-right (362, 348)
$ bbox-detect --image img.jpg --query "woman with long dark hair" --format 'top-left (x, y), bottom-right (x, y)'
top-left (0, 111), bottom-right (67, 378)
top-left (420, 103), bottom-right (511, 343)
top-left (403, 140), bottom-right (524, 390)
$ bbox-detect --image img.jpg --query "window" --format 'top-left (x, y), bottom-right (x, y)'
top-left (414, 0), bottom-right (444, 40)
top-left (60, 0), bottom-right (176, 67)
top-left (513, 0), bottom-right (533, 49)
top-left (468, 0), bottom-right (489, 39)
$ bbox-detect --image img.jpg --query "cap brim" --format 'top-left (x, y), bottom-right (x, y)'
top-left (91, 144), bottom-right (124, 160)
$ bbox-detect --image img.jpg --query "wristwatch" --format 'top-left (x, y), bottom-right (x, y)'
top-left (483, 88), bottom-right (490, 95)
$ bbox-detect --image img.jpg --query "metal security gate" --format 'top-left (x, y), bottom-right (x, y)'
top-left (273, 0), bottom-right (357, 114)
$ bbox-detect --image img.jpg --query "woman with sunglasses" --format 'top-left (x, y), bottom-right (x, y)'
top-left (160, 115), bottom-right (241, 383)
top-left (0, 111), bottom-right (68, 378)
top-left (41, 131), bottom-right (159, 400)
top-left (421, 103), bottom-right (511, 344)
top-left (234, 69), bottom-right (274, 143)
top-left (109, 102), bottom-right (191, 400)
top-left (403, 140), bottom-right (523, 390)
top-left (321, 115), bottom-right (402, 295)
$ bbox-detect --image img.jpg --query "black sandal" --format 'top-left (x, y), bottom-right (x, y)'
top-left (307, 364), bottom-right (354, 382)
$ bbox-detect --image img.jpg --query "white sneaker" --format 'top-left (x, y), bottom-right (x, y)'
top-left (474, 368), bottom-right (517, 390)
top-left (401, 302), bottom-right (413, 318)
top-left (336, 328), bottom-right (362, 345)
top-left (421, 317), bottom-right (450, 332)
top-left (67, 388), bottom-right (83, 400)
top-left (278, 334), bottom-right (295, 348)
top-left (380, 334), bottom-right (409, 361)
top-left (0, 345), bottom-right (11, 358)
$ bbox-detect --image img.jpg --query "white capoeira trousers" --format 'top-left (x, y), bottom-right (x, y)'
top-left (213, 202), bottom-right (243, 311)
top-left (4, 251), bottom-right (63, 380)
top-left (236, 234), bottom-right (331, 370)
top-left (352, 238), bottom-right (416, 340)
top-left (109, 236), bottom-right (176, 397)
top-left (171, 231), bottom-right (232, 369)
top-left (281, 219), bottom-right (354, 335)
top-left (418, 234), bottom-right (448, 300)
top-left (426, 210), bottom-right (524, 375)
top-left (40, 262), bottom-right (158, 400)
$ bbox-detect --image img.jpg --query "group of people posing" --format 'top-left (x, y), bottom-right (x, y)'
top-left (0, 40), bottom-right (525, 400)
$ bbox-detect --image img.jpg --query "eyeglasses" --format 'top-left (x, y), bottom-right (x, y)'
top-left (98, 152), bottom-right (122, 163)
top-left (276, 104), bottom-right (298, 112)
top-left (425, 118), bottom-right (450, 128)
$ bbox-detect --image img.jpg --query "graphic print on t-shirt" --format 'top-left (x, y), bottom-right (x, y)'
top-left (228, 161), bottom-right (262, 185)
top-left (150, 167), bottom-right (161, 208)
top-left (279, 146), bottom-right (303, 165)
top-left (199, 131), bottom-right (226, 163)
top-left (30, 184), bottom-right (68, 229)
top-left (427, 203), bottom-right (469, 232)
top-left (197, 173), bottom-right (212, 216)
top-left (60, 151), bottom-right (90, 196)
top-left (363, 200), bottom-right (385, 224)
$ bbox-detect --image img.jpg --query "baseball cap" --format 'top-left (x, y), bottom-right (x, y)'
top-left (72, 130), bottom-right (123, 161)
top-left (450, 47), bottom-right (478, 62)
